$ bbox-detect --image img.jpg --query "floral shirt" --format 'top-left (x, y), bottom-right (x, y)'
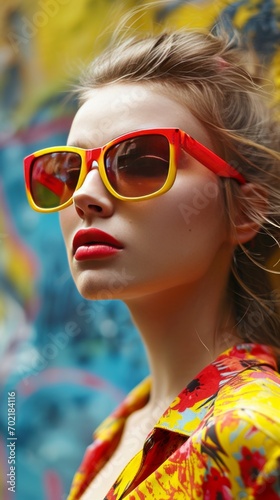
top-left (68, 344), bottom-right (280, 499)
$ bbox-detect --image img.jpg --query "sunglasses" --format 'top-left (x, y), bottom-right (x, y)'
top-left (24, 128), bottom-right (245, 212)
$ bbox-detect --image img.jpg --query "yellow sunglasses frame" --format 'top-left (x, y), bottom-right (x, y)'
top-left (24, 128), bottom-right (245, 213)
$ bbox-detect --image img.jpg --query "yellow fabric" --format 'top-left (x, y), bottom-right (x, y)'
top-left (68, 343), bottom-right (280, 499)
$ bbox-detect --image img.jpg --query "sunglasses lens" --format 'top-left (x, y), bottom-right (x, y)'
top-left (30, 152), bottom-right (81, 209)
top-left (105, 135), bottom-right (170, 197)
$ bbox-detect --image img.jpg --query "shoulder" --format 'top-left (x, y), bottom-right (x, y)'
top-left (213, 364), bottom-right (280, 431)
top-left (208, 364), bottom-right (280, 451)
top-left (186, 365), bottom-right (280, 498)
top-left (147, 379), bottom-right (280, 499)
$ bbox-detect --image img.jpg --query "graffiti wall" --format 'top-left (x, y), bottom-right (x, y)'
top-left (0, 1), bottom-right (279, 499)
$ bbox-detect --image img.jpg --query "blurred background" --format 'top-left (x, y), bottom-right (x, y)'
top-left (0, 1), bottom-right (279, 499)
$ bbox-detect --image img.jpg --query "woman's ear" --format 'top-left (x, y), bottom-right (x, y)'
top-left (230, 183), bottom-right (268, 245)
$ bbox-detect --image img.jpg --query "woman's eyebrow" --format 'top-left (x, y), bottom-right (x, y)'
top-left (67, 141), bottom-right (86, 148)
top-left (67, 140), bottom-right (100, 149)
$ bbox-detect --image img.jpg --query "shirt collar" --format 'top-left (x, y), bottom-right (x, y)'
top-left (68, 343), bottom-right (277, 500)
top-left (95, 343), bottom-right (277, 441)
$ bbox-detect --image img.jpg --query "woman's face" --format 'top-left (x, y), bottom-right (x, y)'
top-left (60, 83), bottom-right (234, 302)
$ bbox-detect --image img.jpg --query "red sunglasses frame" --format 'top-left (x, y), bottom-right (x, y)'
top-left (24, 127), bottom-right (246, 212)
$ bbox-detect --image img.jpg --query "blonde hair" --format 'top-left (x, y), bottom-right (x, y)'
top-left (76, 27), bottom-right (280, 351)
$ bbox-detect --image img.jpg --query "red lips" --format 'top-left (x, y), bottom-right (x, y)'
top-left (73, 228), bottom-right (123, 260)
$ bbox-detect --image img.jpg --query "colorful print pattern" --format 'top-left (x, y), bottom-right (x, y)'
top-left (68, 344), bottom-right (280, 499)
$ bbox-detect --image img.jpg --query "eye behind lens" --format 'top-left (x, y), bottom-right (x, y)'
top-left (30, 151), bottom-right (82, 209)
top-left (104, 134), bottom-right (170, 197)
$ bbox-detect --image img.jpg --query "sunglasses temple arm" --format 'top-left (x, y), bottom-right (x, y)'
top-left (182, 134), bottom-right (246, 184)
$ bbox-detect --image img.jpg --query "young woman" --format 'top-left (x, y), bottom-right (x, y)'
top-left (24, 26), bottom-right (280, 499)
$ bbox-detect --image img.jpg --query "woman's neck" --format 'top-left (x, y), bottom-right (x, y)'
top-left (125, 272), bottom-right (239, 410)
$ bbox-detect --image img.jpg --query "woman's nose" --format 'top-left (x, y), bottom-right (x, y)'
top-left (73, 167), bottom-right (115, 219)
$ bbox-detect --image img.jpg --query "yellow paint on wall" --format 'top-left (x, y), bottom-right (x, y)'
top-left (157, 0), bottom-right (233, 30)
top-left (271, 47), bottom-right (280, 108)
top-left (2, 0), bottom-right (280, 125)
